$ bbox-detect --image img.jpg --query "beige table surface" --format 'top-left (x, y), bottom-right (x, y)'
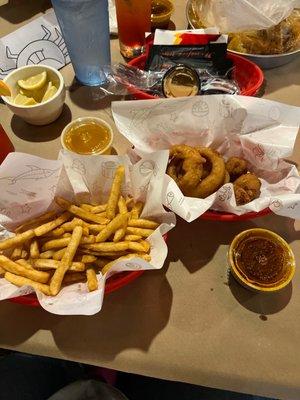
top-left (1, 2), bottom-right (300, 399)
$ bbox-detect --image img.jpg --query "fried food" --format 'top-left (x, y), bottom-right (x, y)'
top-left (5, 272), bottom-right (51, 296)
top-left (106, 165), bottom-right (125, 219)
top-left (223, 170), bottom-right (230, 184)
top-left (0, 165), bottom-right (156, 298)
top-left (0, 230), bottom-right (35, 251)
top-left (225, 157), bottom-right (247, 182)
top-left (0, 255), bottom-right (50, 283)
top-left (167, 145), bottom-right (205, 195)
top-left (228, 10), bottom-right (300, 55)
top-left (130, 201), bottom-right (143, 219)
top-left (167, 144), bottom-right (261, 205)
top-left (233, 173), bottom-right (261, 206)
top-left (192, 147), bottom-right (226, 198)
top-left (86, 267), bottom-right (98, 292)
top-left (50, 226), bottom-right (83, 295)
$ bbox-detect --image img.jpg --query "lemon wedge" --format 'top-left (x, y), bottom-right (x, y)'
top-left (20, 85), bottom-right (48, 103)
top-left (41, 82), bottom-right (57, 102)
top-left (17, 71), bottom-right (47, 91)
top-left (0, 81), bottom-right (11, 96)
top-left (14, 93), bottom-right (38, 106)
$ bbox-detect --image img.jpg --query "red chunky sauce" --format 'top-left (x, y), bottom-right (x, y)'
top-left (234, 234), bottom-right (287, 285)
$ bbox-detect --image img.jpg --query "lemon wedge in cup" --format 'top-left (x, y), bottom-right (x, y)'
top-left (0, 81), bottom-right (11, 96)
top-left (41, 82), bottom-right (57, 102)
top-left (17, 71), bottom-right (47, 91)
top-left (14, 93), bottom-right (38, 106)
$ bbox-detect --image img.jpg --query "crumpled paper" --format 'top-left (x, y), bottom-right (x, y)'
top-left (112, 95), bottom-right (300, 222)
top-left (191, 0), bottom-right (294, 32)
top-left (0, 150), bottom-right (175, 315)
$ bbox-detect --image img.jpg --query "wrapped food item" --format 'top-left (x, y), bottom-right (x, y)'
top-left (228, 9), bottom-right (300, 54)
top-left (192, 0), bottom-right (294, 33)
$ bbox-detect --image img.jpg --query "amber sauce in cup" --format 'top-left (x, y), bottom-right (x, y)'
top-left (62, 119), bottom-right (112, 155)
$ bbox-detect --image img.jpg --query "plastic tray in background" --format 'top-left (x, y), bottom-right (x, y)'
top-left (127, 52), bottom-right (264, 99)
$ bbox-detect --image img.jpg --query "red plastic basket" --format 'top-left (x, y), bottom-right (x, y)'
top-left (0, 124), bottom-right (14, 163)
top-left (200, 207), bottom-right (271, 221)
top-left (127, 52), bottom-right (264, 99)
top-left (127, 54), bottom-right (267, 221)
top-left (9, 270), bottom-right (145, 307)
top-left (8, 233), bottom-right (168, 308)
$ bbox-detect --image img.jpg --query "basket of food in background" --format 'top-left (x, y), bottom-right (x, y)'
top-left (112, 28), bottom-right (264, 100)
top-left (112, 95), bottom-right (300, 222)
top-left (0, 150), bottom-right (175, 315)
top-left (186, 0), bottom-right (300, 69)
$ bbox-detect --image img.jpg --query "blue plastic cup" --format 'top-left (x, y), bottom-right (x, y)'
top-left (52, 0), bottom-right (111, 86)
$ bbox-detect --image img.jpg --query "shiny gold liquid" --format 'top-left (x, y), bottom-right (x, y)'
top-left (64, 122), bottom-right (111, 155)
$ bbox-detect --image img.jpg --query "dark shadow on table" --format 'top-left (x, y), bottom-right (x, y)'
top-left (164, 213), bottom-right (299, 315)
top-left (0, 268), bottom-right (173, 363)
top-left (68, 79), bottom-right (128, 111)
top-left (0, 0), bottom-right (51, 24)
top-left (10, 104), bottom-right (72, 142)
top-left (166, 213), bottom-right (300, 275)
top-left (165, 216), bottom-right (256, 274)
top-left (229, 275), bottom-right (293, 315)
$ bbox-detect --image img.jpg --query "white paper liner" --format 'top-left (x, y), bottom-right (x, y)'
top-left (0, 150), bottom-right (175, 315)
top-left (112, 95), bottom-right (300, 222)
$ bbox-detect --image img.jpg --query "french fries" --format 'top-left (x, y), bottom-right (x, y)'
top-left (5, 272), bottom-right (51, 296)
top-left (96, 214), bottom-right (128, 243)
top-left (106, 165), bottom-right (125, 219)
top-left (0, 164), bottom-right (158, 298)
top-left (34, 259), bottom-right (86, 272)
top-left (34, 212), bottom-right (70, 236)
top-left (50, 226), bottom-right (83, 295)
top-left (30, 239), bottom-right (40, 259)
top-left (86, 267), bottom-right (98, 292)
top-left (11, 246), bottom-right (23, 260)
top-left (0, 230), bottom-right (35, 251)
top-left (128, 219), bottom-right (159, 229)
top-left (55, 197), bottom-right (109, 224)
top-left (15, 211), bottom-right (57, 233)
top-left (0, 255), bottom-right (50, 283)
top-left (39, 250), bottom-right (56, 259)
top-left (126, 227), bottom-right (154, 238)
top-left (131, 201), bottom-right (143, 219)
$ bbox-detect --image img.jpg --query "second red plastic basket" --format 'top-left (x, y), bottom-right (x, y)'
top-left (127, 52), bottom-right (264, 99)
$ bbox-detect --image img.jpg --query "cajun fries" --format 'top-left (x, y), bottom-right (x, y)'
top-left (0, 164), bottom-right (157, 298)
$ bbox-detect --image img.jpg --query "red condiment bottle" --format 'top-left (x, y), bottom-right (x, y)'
top-left (0, 124), bottom-right (14, 164)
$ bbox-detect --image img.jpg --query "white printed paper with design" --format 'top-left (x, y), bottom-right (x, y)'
top-left (112, 95), bottom-right (300, 222)
top-left (0, 4), bottom-right (117, 78)
top-left (0, 150), bottom-right (175, 315)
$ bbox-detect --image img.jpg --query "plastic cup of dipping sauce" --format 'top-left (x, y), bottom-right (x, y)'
top-left (228, 228), bottom-right (295, 292)
top-left (61, 117), bottom-right (113, 155)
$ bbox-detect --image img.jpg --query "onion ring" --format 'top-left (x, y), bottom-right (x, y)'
top-left (183, 147), bottom-right (225, 198)
top-left (167, 145), bottom-right (205, 195)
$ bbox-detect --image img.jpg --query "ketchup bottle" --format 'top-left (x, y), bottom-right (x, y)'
top-left (0, 124), bottom-right (14, 164)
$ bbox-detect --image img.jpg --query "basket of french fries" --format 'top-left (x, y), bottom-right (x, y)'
top-left (112, 95), bottom-right (300, 223)
top-left (0, 151), bottom-right (175, 315)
